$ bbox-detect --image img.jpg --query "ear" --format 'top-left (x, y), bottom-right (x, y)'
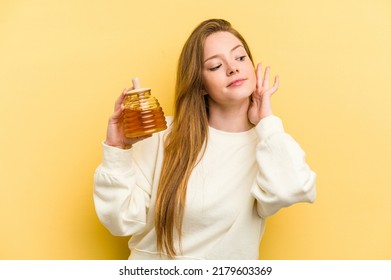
top-left (201, 89), bottom-right (208, 96)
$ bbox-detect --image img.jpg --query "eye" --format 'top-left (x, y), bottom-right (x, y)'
top-left (236, 55), bottom-right (247, 61)
top-left (209, 64), bottom-right (222, 71)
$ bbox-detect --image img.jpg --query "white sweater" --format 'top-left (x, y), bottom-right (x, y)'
top-left (94, 115), bottom-right (316, 259)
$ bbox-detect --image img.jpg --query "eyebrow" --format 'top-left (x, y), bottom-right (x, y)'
top-left (204, 44), bottom-right (244, 63)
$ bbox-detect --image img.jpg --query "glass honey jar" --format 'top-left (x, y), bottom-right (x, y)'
top-left (122, 78), bottom-right (167, 138)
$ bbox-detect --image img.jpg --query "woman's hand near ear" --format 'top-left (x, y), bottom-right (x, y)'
top-left (248, 63), bottom-right (279, 125)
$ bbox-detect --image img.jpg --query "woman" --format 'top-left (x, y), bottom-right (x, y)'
top-left (94, 19), bottom-right (316, 260)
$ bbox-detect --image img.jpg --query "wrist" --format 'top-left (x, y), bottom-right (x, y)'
top-left (104, 140), bottom-right (131, 150)
top-left (250, 112), bottom-right (274, 126)
top-left (260, 111), bottom-right (273, 121)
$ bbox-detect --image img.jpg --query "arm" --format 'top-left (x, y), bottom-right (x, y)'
top-left (93, 142), bottom-right (153, 236)
top-left (93, 90), bottom-right (156, 236)
top-left (251, 115), bottom-right (316, 217)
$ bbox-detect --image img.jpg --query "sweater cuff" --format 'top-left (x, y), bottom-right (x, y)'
top-left (101, 142), bottom-right (133, 174)
top-left (254, 115), bottom-right (285, 140)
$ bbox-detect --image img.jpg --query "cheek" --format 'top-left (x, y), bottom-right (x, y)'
top-left (248, 71), bottom-right (257, 89)
top-left (202, 73), bottom-right (220, 93)
top-left (202, 76), bottom-right (212, 93)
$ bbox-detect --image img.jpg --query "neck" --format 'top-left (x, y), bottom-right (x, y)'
top-left (207, 98), bottom-right (253, 132)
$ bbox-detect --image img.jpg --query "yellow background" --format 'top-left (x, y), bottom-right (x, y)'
top-left (1, 0), bottom-right (390, 259)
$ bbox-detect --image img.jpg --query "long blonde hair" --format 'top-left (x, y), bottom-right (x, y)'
top-left (155, 18), bottom-right (254, 258)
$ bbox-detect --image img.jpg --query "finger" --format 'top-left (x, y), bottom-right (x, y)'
top-left (110, 103), bottom-right (124, 123)
top-left (256, 63), bottom-right (262, 89)
top-left (274, 75), bottom-right (280, 89)
top-left (263, 66), bottom-right (270, 89)
top-left (114, 89), bottom-right (127, 111)
top-left (268, 75), bottom-right (280, 95)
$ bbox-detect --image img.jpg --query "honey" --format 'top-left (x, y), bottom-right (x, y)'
top-left (122, 78), bottom-right (167, 138)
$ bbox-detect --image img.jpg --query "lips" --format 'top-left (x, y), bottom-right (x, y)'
top-left (227, 78), bottom-right (246, 87)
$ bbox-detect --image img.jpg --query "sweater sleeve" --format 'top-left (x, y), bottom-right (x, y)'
top-left (93, 139), bottom-right (156, 236)
top-left (251, 115), bottom-right (317, 218)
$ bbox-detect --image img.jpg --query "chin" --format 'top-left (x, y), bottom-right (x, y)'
top-left (235, 86), bottom-right (255, 98)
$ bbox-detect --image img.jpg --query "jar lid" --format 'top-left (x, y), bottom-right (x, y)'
top-left (126, 77), bottom-right (151, 94)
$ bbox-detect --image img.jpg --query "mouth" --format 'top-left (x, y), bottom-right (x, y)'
top-left (227, 78), bottom-right (246, 87)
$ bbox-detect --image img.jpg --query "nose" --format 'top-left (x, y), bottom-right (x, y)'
top-left (227, 64), bottom-right (239, 76)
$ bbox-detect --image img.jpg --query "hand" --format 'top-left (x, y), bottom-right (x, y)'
top-left (248, 63), bottom-right (279, 125)
top-left (105, 89), bottom-right (151, 149)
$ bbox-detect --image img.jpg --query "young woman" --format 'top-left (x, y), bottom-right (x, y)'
top-left (94, 19), bottom-right (316, 260)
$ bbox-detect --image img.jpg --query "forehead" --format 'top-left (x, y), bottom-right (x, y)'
top-left (203, 31), bottom-right (243, 57)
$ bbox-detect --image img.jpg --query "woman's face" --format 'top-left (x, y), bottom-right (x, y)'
top-left (202, 31), bottom-right (256, 107)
